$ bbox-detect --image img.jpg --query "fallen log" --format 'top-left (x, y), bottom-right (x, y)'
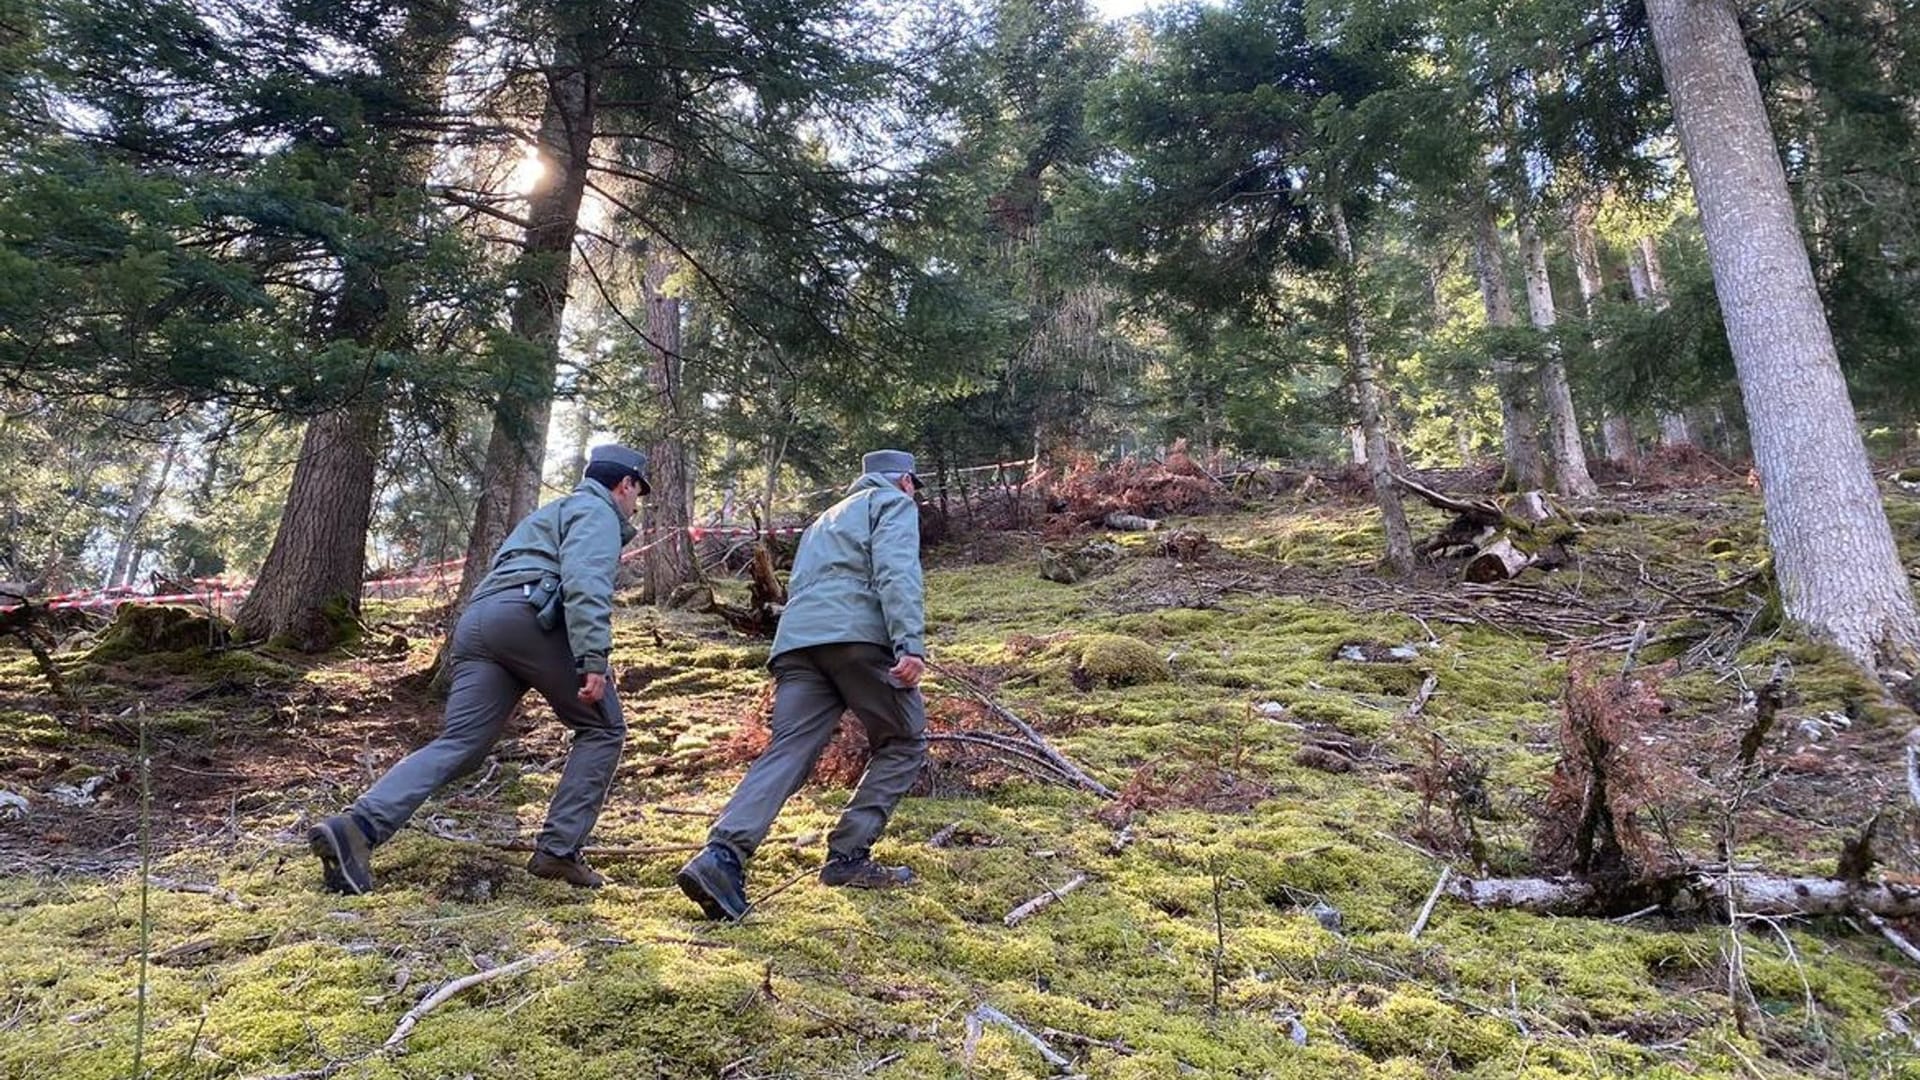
top-left (1103, 511), bottom-right (1162, 532)
top-left (1447, 873), bottom-right (1920, 918)
top-left (1463, 536), bottom-right (1532, 583)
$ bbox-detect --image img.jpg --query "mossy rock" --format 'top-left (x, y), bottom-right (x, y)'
top-left (88, 605), bottom-right (231, 661)
top-left (1039, 539), bottom-right (1122, 584)
top-left (1043, 633), bottom-right (1169, 688)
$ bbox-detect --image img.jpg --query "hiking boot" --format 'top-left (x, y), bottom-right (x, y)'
top-left (819, 851), bottom-right (915, 889)
top-left (676, 845), bottom-right (748, 921)
top-left (527, 851), bottom-right (607, 889)
top-left (308, 814), bottom-right (374, 895)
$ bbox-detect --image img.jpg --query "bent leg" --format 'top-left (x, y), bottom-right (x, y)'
top-left (824, 645), bottom-right (929, 859)
top-left (708, 651), bottom-right (847, 863)
top-left (352, 604), bottom-right (523, 845)
top-left (499, 606), bottom-right (629, 859)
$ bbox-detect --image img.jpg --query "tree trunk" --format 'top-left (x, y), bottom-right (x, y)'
top-left (1329, 198), bottom-right (1415, 576)
top-left (642, 242), bottom-right (699, 602)
top-left (1570, 202), bottom-right (1637, 471)
top-left (1519, 218), bottom-right (1598, 497)
top-left (238, 0), bottom-right (461, 650)
top-left (236, 401), bottom-right (383, 648)
top-left (108, 438), bottom-right (180, 589)
top-left (1647, 0), bottom-right (1920, 667)
top-left (451, 48), bottom-right (597, 608)
top-left (1624, 237), bottom-right (1695, 449)
top-left (1472, 202), bottom-right (1545, 492)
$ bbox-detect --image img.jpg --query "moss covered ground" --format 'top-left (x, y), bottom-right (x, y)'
top-left (1, 483), bottom-right (1918, 1078)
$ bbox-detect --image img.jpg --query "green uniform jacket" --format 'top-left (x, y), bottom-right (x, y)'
top-left (472, 479), bottom-right (637, 674)
top-left (771, 474), bottom-right (925, 662)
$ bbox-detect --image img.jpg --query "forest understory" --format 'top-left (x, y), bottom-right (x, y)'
top-left (3, 469), bottom-right (1920, 1080)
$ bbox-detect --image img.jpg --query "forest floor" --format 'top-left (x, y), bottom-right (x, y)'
top-left (3, 471), bottom-right (1920, 1079)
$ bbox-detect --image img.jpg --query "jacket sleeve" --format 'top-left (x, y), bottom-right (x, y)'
top-left (868, 490), bottom-right (925, 659)
top-left (557, 496), bottom-right (622, 673)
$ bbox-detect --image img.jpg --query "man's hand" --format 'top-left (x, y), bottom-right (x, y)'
top-left (579, 671), bottom-right (608, 705)
top-left (889, 654), bottom-right (925, 688)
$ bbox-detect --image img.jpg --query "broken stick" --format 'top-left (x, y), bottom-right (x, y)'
top-left (1005, 873), bottom-right (1088, 927)
top-left (967, 1004), bottom-right (1072, 1071)
top-left (1409, 866), bottom-right (1451, 941)
top-left (384, 948), bottom-right (570, 1050)
top-left (1859, 909), bottom-right (1920, 968)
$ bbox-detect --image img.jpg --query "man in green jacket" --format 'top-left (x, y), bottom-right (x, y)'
top-left (676, 449), bottom-right (929, 920)
top-left (308, 444), bottom-right (649, 893)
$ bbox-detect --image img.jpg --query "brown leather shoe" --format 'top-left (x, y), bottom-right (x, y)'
top-left (527, 851), bottom-right (607, 888)
top-left (819, 851), bottom-right (915, 889)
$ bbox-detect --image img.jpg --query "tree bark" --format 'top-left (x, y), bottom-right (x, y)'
top-left (1519, 217), bottom-right (1598, 497)
top-left (1569, 203), bottom-right (1637, 470)
top-left (1472, 201), bottom-right (1545, 492)
top-left (1647, 0), bottom-right (1920, 668)
top-left (237, 0), bottom-right (461, 649)
top-left (642, 241), bottom-right (699, 601)
top-left (1329, 197), bottom-right (1415, 576)
top-left (236, 399), bottom-right (383, 648)
top-left (452, 46), bottom-right (598, 608)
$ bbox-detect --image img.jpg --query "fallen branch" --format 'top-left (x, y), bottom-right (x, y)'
top-left (930, 662), bottom-right (1117, 800)
top-left (1447, 873), bottom-right (1920, 918)
top-left (1859, 909), bottom-right (1920, 968)
top-left (385, 949), bottom-right (570, 1050)
top-left (1005, 874), bottom-right (1089, 927)
top-left (966, 1004), bottom-right (1072, 1071)
top-left (1405, 672), bottom-right (1439, 721)
top-left (1409, 866), bottom-right (1451, 941)
top-left (151, 877), bottom-right (255, 911)
top-left (1907, 742), bottom-right (1920, 810)
top-left (489, 841), bottom-right (706, 860)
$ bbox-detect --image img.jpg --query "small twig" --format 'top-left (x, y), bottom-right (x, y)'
top-left (1609, 904), bottom-right (1663, 925)
top-left (746, 866), bottom-right (813, 915)
top-left (1209, 862), bottom-right (1225, 1018)
top-left (1109, 822), bottom-right (1136, 855)
top-left (1409, 865), bottom-right (1452, 941)
top-left (653, 805), bottom-right (717, 818)
top-left (384, 948), bottom-right (572, 1050)
top-left (487, 840), bottom-right (789, 860)
top-left (926, 822), bottom-right (961, 848)
top-left (1005, 874), bottom-right (1089, 927)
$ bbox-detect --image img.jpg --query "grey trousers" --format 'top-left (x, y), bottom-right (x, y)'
top-left (709, 642), bottom-right (928, 864)
top-left (353, 590), bottom-right (625, 858)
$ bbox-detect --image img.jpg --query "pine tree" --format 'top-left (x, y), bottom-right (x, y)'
top-left (1646, 0), bottom-right (1920, 667)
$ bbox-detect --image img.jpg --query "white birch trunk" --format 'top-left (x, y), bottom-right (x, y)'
top-left (1520, 218), bottom-right (1598, 497)
top-left (1647, 0), bottom-right (1920, 667)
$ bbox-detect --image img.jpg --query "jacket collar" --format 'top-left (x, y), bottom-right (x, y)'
top-left (576, 478), bottom-right (639, 544)
top-left (847, 472), bottom-right (900, 495)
